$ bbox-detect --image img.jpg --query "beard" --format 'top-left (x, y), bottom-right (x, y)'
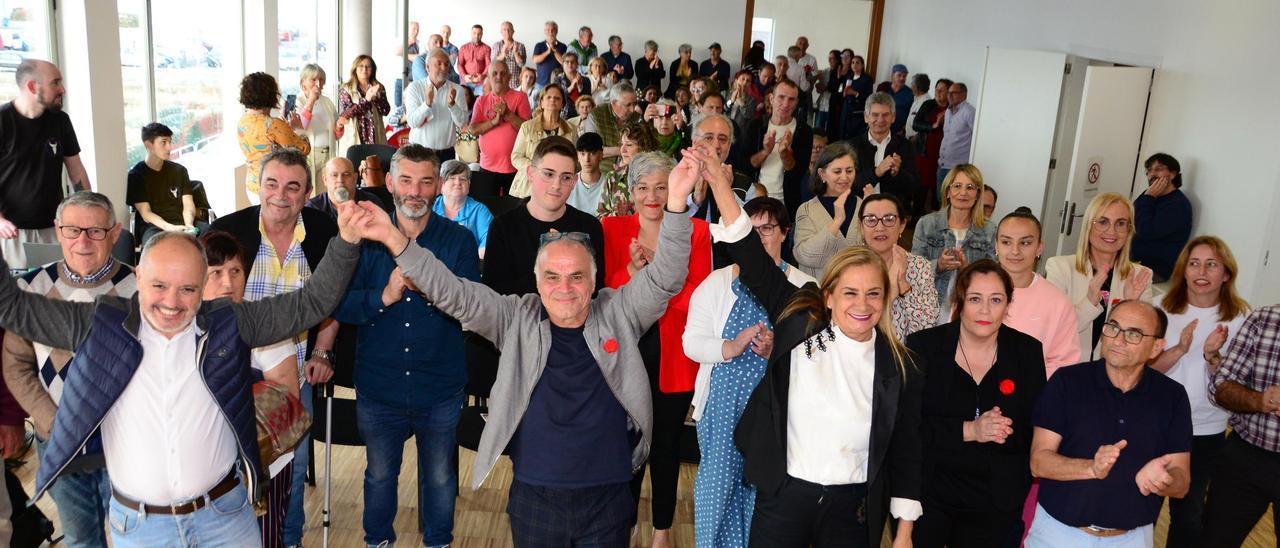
top-left (394, 193), bottom-right (430, 219)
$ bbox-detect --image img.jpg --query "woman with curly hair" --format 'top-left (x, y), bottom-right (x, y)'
top-left (597, 120), bottom-right (658, 217)
top-left (237, 72), bottom-right (311, 203)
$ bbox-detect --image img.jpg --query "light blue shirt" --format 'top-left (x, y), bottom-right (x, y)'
top-left (432, 196), bottom-right (493, 250)
top-left (938, 101), bottom-right (976, 169)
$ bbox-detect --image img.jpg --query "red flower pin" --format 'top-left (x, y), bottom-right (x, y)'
top-left (603, 339), bottom-right (619, 353)
top-left (999, 379), bottom-right (1016, 396)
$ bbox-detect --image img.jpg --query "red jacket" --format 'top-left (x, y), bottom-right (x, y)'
top-left (601, 214), bottom-right (712, 393)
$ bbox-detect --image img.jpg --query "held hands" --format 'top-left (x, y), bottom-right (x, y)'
top-left (1091, 439), bottom-right (1128, 480)
top-left (969, 407), bottom-right (1013, 444)
top-left (1135, 454), bottom-right (1175, 496)
top-left (337, 200), bottom-right (398, 248)
top-left (1125, 266), bottom-right (1153, 299)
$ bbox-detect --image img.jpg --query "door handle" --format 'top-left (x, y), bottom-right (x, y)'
top-left (1065, 202), bottom-right (1078, 236)
top-left (1059, 200), bottom-right (1069, 234)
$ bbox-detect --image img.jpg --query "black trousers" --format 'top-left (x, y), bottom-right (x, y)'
top-left (749, 476), bottom-right (869, 548)
top-left (629, 389), bottom-right (693, 530)
top-left (913, 502), bottom-right (1020, 548)
top-left (1165, 431), bottom-right (1227, 548)
top-left (1201, 432), bottom-right (1280, 546)
top-left (508, 480), bottom-right (632, 547)
top-left (472, 168), bottom-right (515, 197)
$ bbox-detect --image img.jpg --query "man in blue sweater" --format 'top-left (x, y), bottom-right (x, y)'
top-left (1132, 153), bottom-right (1192, 281)
top-left (331, 144), bottom-right (479, 548)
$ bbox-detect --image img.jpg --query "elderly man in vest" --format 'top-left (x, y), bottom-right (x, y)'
top-left (347, 149), bottom-right (704, 543)
top-left (0, 199), bottom-right (391, 546)
top-left (2, 191), bottom-right (135, 547)
top-left (582, 81), bottom-right (640, 174)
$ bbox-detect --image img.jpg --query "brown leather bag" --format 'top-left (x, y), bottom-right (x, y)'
top-left (253, 380), bottom-right (311, 473)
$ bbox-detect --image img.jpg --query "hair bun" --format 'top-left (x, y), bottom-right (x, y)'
top-left (1014, 206), bottom-right (1033, 214)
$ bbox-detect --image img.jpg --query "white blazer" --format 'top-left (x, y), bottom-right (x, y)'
top-left (1045, 254), bottom-right (1158, 362)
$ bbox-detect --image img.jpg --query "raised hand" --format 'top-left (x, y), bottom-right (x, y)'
top-left (1204, 324), bottom-right (1229, 356)
top-left (830, 187), bottom-right (852, 231)
top-left (1091, 439), bottom-right (1128, 479)
top-left (862, 183), bottom-right (876, 198)
top-left (1125, 266), bottom-right (1153, 299)
top-left (426, 83), bottom-right (435, 105)
top-left (762, 131), bottom-right (777, 154)
top-left (1135, 454), bottom-right (1174, 496)
top-left (335, 199), bottom-right (372, 244)
top-left (381, 266), bottom-right (407, 305)
top-left (1175, 319), bottom-right (1199, 354)
top-left (447, 86), bottom-right (458, 107)
top-left (888, 245), bottom-right (909, 298)
top-left (971, 407), bottom-right (1014, 444)
top-left (666, 154), bottom-right (703, 212)
top-left (1088, 264), bottom-right (1111, 304)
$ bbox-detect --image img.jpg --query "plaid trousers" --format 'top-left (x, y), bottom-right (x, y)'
top-left (507, 479), bottom-right (633, 547)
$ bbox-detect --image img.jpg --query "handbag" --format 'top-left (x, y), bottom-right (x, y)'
top-left (253, 380), bottom-right (311, 474)
top-left (455, 126), bottom-right (480, 164)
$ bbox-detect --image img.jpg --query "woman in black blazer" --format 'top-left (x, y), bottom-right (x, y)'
top-left (695, 147), bottom-right (921, 548)
top-left (907, 259), bottom-right (1046, 548)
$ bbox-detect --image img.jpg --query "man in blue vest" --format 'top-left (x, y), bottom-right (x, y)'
top-left (0, 198), bottom-right (395, 546)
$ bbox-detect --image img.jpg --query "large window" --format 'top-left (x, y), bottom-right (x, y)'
top-left (278, 0), bottom-right (339, 101)
top-left (119, 0), bottom-right (239, 192)
top-left (0, 0), bottom-right (53, 103)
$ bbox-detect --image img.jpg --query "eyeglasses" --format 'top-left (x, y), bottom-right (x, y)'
top-left (753, 223), bottom-right (779, 237)
top-left (860, 214), bottom-right (899, 228)
top-left (1093, 217), bottom-right (1131, 233)
top-left (57, 225), bottom-right (111, 241)
top-left (1101, 321), bottom-right (1155, 345)
top-left (539, 231), bottom-right (592, 246)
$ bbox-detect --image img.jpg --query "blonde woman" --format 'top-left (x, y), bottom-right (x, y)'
top-left (337, 55), bottom-right (390, 156)
top-left (587, 57), bottom-right (612, 104)
top-left (910, 163), bottom-right (994, 318)
top-left (698, 146), bottom-right (921, 547)
top-left (1045, 192), bottom-right (1155, 361)
top-left (297, 64), bottom-right (338, 195)
top-left (509, 83), bottom-right (577, 198)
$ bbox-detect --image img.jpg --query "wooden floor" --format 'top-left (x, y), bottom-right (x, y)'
top-left (11, 420), bottom-right (1279, 547)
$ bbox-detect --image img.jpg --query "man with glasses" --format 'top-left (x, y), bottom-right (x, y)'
top-left (1, 59), bottom-right (92, 270)
top-left (850, 92), bottom-right (919, 210)
top-left (345, 146), bottom-right (701, 544)
top-left (937, 82), bottom-right (975, 207)
top-left (2, 192), bottom-right (133, 548)
top-left (1028, 299), bottom-right (1192, 547)
top-left (483, 136), bottom-right (605, 296)
top-left (330, 144), bottom-right (479, 548)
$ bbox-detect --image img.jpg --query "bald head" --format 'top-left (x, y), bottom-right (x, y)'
top-left (15, 59), bottom-right (64, 111)
top-left (137, 233), bottom-right (208, 338)
top-left (324, 157), bottom-right (357, 201)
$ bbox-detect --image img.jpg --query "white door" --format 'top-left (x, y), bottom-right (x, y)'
top-left (970, 48), bottom-right (1067, 223)
top-left (1049, 66), bottom-right (1155, 256)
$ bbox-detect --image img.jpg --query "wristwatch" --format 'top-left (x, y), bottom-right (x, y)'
top-left (313, 349), bottom-right (335, 363)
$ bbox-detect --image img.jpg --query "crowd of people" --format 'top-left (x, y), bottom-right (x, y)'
top-left (0, 19), bottom-right (1274, 548)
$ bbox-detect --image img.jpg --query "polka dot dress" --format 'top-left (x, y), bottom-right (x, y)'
top-left (693, 275), bottom-right (772, 547)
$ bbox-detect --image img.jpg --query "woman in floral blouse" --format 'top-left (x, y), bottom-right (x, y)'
top-left (337, 54), bottom-right (390, 155)
top-left (237, 72), bottom-right (310, 203)
top-left (597, 120), bottom-right (658, 217)
top-left (861, 192), bottom-right (940, 338)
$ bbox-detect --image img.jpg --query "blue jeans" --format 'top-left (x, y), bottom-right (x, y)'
top-left (37, 437), bottom-right (111, 548)
top-left (107, 477), bottom-right (261, 547)
top-left (357, 391), bottom-right (463, 547)
top-left (1025, 504), bottom-right (1152, 548)
top-left (282, 381), bottom-right (313, 546)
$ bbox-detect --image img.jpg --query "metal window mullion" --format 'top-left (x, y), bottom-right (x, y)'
top-left (144, 0), bottom-right (157, 123)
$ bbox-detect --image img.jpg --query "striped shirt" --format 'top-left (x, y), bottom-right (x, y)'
top-left (244, 214), bottom-right (312, 367)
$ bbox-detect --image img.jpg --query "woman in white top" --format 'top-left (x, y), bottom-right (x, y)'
top-left (200, 231), bottom-right (298, 548)
top-left (995, 207), bottom-right (1081, 377)
top-left (1045, 192), bottom-right (1155, 361)
top-left (694, 147), bottom-right (920, 547)
top-left (297, 64), bottom-right (338, 197)
top-left (1151, 236), bottom-right (1250, 548)
top-left (792, 142), bottom-right (868, 278)
top-left (684, 197), bottom-right (813, 547)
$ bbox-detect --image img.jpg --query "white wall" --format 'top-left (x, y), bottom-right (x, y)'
top-left (753, 0), bottom-right (872, 62)
top-left (878, 0), bottom-right (1280, 304)
top-left (405, 0), bottom-right (748, 73)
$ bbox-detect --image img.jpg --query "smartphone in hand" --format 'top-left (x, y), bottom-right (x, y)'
top-left (283, 94), bottom-right (298, 117)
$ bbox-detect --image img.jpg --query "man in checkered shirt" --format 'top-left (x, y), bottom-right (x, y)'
top-left (1204, 304), bottom-right (1280, 545)
top-left (2, 191), bottom-right (134, 547)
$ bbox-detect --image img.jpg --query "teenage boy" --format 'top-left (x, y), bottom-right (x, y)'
top-left (126, 123), bottom-right (206, 243)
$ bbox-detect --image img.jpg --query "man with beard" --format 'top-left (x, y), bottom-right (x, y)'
top-left (331, 144), bottom-right (479, 547)
top-left (0, 59), bottom-right (92, 269)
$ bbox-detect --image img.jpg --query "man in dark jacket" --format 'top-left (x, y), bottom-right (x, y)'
top-left (0, 199), bottom-right (393, 546)
top-left (742, 79), bottom-right (813, 220)
top-left (1132, 153), bottom-right (1192, 281)
top-left (850, 92), bottom-right (920, 209)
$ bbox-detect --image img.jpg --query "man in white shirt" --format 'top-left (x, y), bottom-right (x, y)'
top-left (787, 39), bottom-right (818, 121)
top-left (0, 200), bottom-right (396, 546)
top-left (405, 48), bottom-right (470, 163)
top-left (745, 80), bottom-right (813, 218)
top-left (937, 82), bottom-right (976, 201)
top-left (905, 73), bottom-right (931, 140)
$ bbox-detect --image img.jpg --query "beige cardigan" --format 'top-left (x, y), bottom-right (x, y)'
top-left (1044, 254), bottom-right (1157, 362)
top-left (792, 196), bottom-right (866, 278)
top-left (508, 116), bottom-right (578, 198)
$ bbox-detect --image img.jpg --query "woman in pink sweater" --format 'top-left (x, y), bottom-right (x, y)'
top-left (995, 207), bottom-right (1081, 378)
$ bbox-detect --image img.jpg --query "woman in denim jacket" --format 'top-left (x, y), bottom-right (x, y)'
top-left (911, 164), bottom-right (995, 320)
